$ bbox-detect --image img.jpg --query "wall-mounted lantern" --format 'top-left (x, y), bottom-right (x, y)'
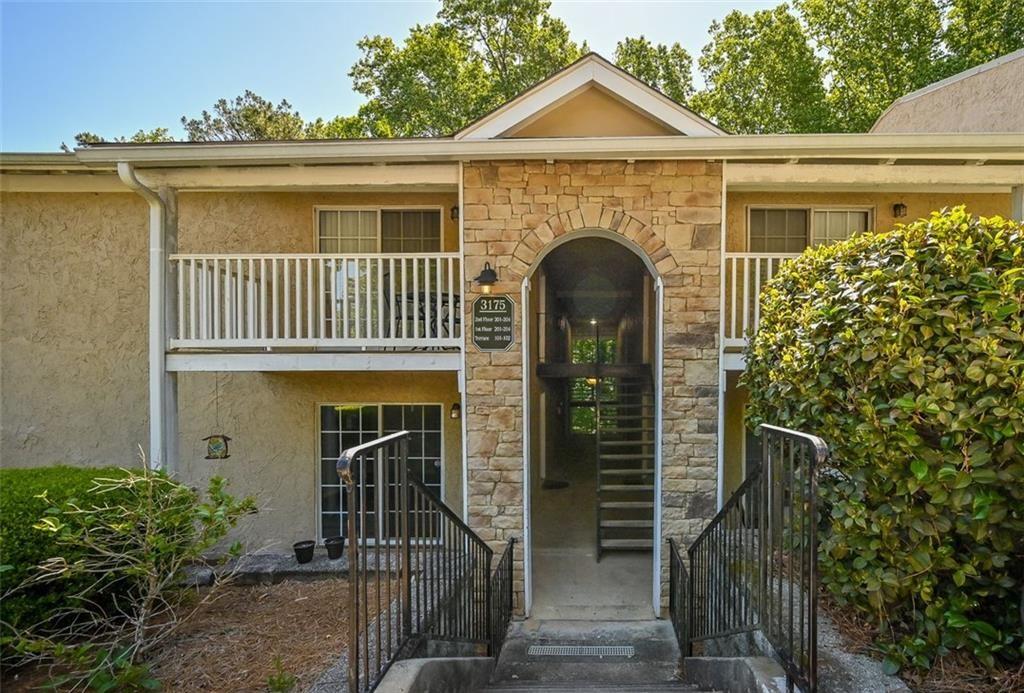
top-left (450, 206), bottom-right (460, 221)
top-left (892, 202), bottom-right (908, 218)
top-left (474, 262), bottom-right (498, 294)
top-left (450, 402), bottom-right (462, 419)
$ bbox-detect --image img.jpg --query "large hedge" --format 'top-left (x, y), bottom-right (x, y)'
top-left (743, 207), bottom-right (1024, 670)
top-left (0, 466), bottom-right (132, 633)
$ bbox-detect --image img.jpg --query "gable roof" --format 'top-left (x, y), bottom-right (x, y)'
top-left (455, 53), bottom-right (725, 140)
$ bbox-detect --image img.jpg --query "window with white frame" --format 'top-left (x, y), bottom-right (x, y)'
top-left (811, 209), bottom-right (870, 245)
top-left (748, 208), bottom-right (808, 253)
top-left (317, 208), bottom-right (442, 254)
top-left (749, 207), bottom-right (871, 252)
top-left (318, 403), bottom-right (443, 541)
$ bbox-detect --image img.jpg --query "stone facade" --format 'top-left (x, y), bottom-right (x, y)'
top-left (461, 160), bottom-right (722, 611)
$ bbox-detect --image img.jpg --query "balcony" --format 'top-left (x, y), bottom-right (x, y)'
top-left (723, 253), bottom-right (800, 349)
top-left (170, 253), bottom-right (462, 351)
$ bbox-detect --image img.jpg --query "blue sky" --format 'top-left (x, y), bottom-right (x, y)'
top-left (0, 1), bottom-right (776, 152)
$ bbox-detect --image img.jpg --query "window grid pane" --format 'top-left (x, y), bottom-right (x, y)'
top-left (319, 404), bottom-right (442, 542)
top-left (318, 210), bottom-right (377, 253)
top-left (812, 210), bottom-right (869, 246)
top-left (748, 208), bottom-right (807, 253)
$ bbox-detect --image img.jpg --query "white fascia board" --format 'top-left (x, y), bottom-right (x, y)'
top-left (727, 162), bottom-right (1024, 191)
top-left (136, 163), bottom-right (458, 191)
top-left (0, 173), bottom-right (129, 193)
top-left (166, 352), bottom-right (461, 372)
top-left (72, 133), bottom-right (1024, 167)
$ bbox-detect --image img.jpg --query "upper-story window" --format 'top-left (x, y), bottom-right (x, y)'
top-left (748, 207), bottom-right (871, 252)
top-left (317, 208), bottom-right (442, 253)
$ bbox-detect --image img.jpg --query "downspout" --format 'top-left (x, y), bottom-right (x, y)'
top-left (117, 162), bottom-right (170, 470)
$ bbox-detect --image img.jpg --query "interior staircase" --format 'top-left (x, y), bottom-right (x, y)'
top-left (596, 374), bottom-right (656, 559)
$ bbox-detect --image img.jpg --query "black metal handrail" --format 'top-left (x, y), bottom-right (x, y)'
top-left (669, 424), bottom-right (828, 693)
top-left (338, 431), bottom-right (513, 693)
top-left (489, 537), bottom-right (516, 656)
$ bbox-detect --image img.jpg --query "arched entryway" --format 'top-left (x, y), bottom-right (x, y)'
top-left (521, 230), bottom-right (663, 619)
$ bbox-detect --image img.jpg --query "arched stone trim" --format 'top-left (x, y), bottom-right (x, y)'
top-left (506, 205), bottom-right (679, 280)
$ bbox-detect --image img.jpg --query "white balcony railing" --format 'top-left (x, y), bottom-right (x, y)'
top-left (170, 253), bottom-right (461, 349)
top-left (723, 253), bottom-right (800, 348)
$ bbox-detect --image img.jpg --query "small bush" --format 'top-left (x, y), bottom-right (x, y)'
top-left (0, 466), bottom-right (132, 631)
top-left (744, 207), bottom-right (1024, 671)
top-left (4, 460), bottom-right (255, 688)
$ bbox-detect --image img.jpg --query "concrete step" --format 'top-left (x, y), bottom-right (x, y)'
top-left (600, 538), bottom-right (654, 549)
top-left (599, 439), bottom-right (656, 446)
top-left (600, 501), bottom-right (654, 509)
top-left (600, 453), bottom-right (655, 460)
top-left (600, 484), bottom-right (655, 492)
top-left (600, 519), bottom-right (654, 529)
top-left (600, 468), bottom-right (655, 476)
top-left (483, 684), bottom-right (708, 691)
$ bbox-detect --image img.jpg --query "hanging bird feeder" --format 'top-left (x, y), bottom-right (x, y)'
top-left (203, 434), bottom-right (231, 460)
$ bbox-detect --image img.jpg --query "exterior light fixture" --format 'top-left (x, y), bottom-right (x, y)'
top-left (450, 402), bottom-right (462, 419)
top-left (589, 318), bottom-right (597, 326)
top-left (585, 377), bottom-right (599, 387)
top-left (893, 202), bottom-right (908, 218)
top-left (474, 262), bottom-right (498, 294)
top-left (450, 206), bottom-right (460, 221)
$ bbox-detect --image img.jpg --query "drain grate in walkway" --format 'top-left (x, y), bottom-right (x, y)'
top-left (527, 644), bottom-right (635, 657)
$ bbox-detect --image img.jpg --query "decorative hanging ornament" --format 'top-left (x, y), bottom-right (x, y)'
top-left (204, 374), bottom-right (231, 459)
top-left (204, 434), bottom-right (231, 460)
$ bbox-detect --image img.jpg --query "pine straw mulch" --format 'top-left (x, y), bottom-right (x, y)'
top-left (148, 578), bottom-right (384, 692)
top-left (820, 593), bottom-right (1024, 693)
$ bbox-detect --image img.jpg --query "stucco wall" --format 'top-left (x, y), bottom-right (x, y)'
top-left (461, 160), bottom-right (722, 611)
top-left (1, 192), bottom-right (150, 467)
top-left (177, 191), bottom-right (459, 254)
top-left (725, 191), bottom-right (1012, 252)
top-left (1, 190), bottom-right (464, 551)
top-left (871, 54), bottom-right (1024, 133)
top-left (177, 371), bottom-right (462, 549)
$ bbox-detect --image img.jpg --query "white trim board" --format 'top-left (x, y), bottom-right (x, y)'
top-left (166, 352), bottom-right (460, 372)
top-left (455, 54), bottom-right (725, 140)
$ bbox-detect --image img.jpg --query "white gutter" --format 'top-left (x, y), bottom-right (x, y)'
top-left (73, 132), bottom-right (1024, 168)
top-left (117, 162), bottom-right (173, 471)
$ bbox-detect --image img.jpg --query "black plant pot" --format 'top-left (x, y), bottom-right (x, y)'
top-left (325, 535), bottom-right (346, 561)
top-left (293, 540), bottom-right (315, 564)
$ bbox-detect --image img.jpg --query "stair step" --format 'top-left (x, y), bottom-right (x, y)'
top-left (601, 453), bottom-right (655, 460)
top-left (600, 538), bottom-right (654, 549)
top-left (600, 519), bottom-right (654, 528)
top-left (485, 685), bottom-right (704, 692)
top-left (599, 501), bottom-right (654, 509)
top-left (600, 469), bottom-right (655, 476)
top-left (600, 428), bottom-right (655, 434)
top-left (599, 439), bottom-right (655, 447)
top-left (600, 484), bottom-right (655, 492)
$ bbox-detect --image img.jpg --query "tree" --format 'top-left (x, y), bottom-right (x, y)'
top-left (350, 24), bottom-right (491, 137)
top-left (63, 128), bottom-right (174, 151)
top-left (691, 5), bottom-right (831, 133)
top-left (351, 0), bottom-right (585, 136)
top-left (941, 0), bottom-right (1024, 73)
top-left (797, 0), bottom-right (943, 132)
top-left (614, 36), bottom-right (693, 104)
top-left (181, 90), bottom-right (310, 141)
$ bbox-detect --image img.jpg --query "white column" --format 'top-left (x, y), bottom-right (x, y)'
top-left (1012, 184), bottom-right (1023, 222)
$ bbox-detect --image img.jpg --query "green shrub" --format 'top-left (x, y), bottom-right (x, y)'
top-left (0, 466), bottom-right (133, 631)
top-left (4, 463), bottom-right (256, 688)
top-left (743, 207), bottom-right (1024, 671)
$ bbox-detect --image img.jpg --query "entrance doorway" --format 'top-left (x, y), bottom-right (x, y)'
top-left (525, 235), bottom-right (658, 619)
